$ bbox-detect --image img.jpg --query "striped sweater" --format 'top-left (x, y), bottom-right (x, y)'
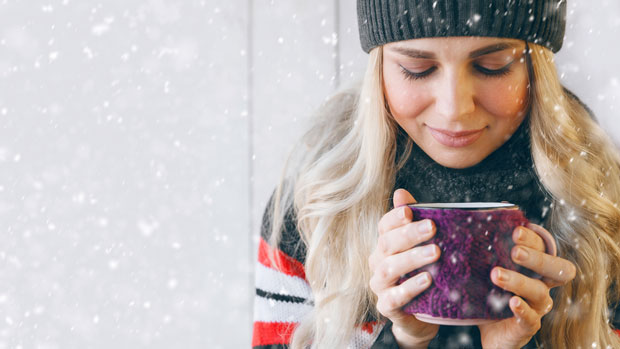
top-left (252, 184), bottom-right (387, 348)
top-left (252, 234), bottom-right (386, 348)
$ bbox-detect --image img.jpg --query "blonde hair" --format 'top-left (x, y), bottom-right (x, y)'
top-left (528, 46), bottom-right (620, 348)
top-left (265, 44), bottom-right (620, 348)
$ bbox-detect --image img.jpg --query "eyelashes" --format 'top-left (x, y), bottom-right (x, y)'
top-left (400, 62), bottom-right (513, 82)
top-left (401, 66), bottom-right (437, 81)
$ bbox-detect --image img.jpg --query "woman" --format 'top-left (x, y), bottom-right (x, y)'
top-left (252, 0), bottom-right (620, 348)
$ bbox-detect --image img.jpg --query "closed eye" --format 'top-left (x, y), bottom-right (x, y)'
top-left (399, 65), bottom-right (437, 81)
top-left (399, 61), bottom-right (515, 81)
top-left (473, 60), bottom-right (514, 77)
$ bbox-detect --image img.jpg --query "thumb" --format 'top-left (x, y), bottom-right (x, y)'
top-left (393, 188), bottom-right (417, 209)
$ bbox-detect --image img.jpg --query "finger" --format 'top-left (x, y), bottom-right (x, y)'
top-left (490, 267), bottom-right (553, 314)
top-left (526, 223), bottom-right (557, 256)
top-left (376, 272), bottom-right (432, 320)
top-left (512, 226), bottom-right (545, 252)
top-left (393, 188), bottom-right (417, 209)
top-left (377, 219), bottom-right (436, 256)
top-left (378, 205), bottom-right (412, 235)
top-left (509, 296), bottom-right (542, 338)
top-left (376, 189), bottom-right (417, 235)
top-left (369, 244), bottom-right (440, 293)
top-left (511, 245), bottom-right (577, 287)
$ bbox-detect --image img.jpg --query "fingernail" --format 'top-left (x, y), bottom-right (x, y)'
top-left (515, 227), bottom-right (524, 241)
top-left (496, 268), bottom-right (509, 282)
top-left (418, 220), bottom-right (433, 234)
top-left (398, 207), bottom-right (407, 219)
top-left (423, 245), bottom-right (436, 257)
top-left (416, 273), bottom-right (430, 286)
top-left (516, 247), bottom-right (529, 261)
top-left (545, 303), bottom-right (552, 313)
top-left (512, 298), bottom-right (524, 314)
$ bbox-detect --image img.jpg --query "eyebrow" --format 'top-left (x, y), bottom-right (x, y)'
top-left (389, 42), bottom-right (522, 59)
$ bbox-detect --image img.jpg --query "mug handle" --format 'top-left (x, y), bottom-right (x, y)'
top-left (526, 223), bottom-right (557, 257)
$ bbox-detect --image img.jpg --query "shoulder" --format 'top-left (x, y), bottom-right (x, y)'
top-left (258, 83), bottom-right (362, 265)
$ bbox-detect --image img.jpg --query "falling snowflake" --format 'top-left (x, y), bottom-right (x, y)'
top-left (449, 290), bottom-right (461, 302)
top-left (487, 293), bottom-right (510, 313)
top-left (458, 332), bottom-right (472, 346)
top-left (92, 16), bottom-right (114, 36)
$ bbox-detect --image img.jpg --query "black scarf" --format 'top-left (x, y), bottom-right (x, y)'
top-left (393, 117), bottom-right (552, 226)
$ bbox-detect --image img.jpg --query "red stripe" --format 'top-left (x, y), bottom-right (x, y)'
top-left (258, 237), bottom-right (306, 280)
top-left (252, 321), bottom-right (298, 346)
top-left (615, 329), bottom-right (620, 337)
top-left (361, 321), bottom-right (378, 334)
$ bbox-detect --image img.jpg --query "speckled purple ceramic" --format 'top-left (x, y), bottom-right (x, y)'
top-left (399, 203), bottom-right (556, 325)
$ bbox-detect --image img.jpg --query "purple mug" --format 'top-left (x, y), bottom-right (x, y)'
top-left (398, 202), bottom-right (556, 325)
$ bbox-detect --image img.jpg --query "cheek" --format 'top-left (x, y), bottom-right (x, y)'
top-left (383, 68), bottom-right (429, 121)
top-left (478, 75), bottom-right (529, 118)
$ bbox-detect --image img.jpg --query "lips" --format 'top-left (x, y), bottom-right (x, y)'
top-left (427, 126), bottom-right (486, 147)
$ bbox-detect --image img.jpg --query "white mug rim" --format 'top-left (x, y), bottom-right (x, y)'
top-left (409, 202), bottom-right (517, 209)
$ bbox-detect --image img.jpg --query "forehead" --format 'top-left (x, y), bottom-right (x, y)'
top-left (385, 37), bottom-right (525, 59)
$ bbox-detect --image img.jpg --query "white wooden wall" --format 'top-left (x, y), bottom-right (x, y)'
top-left (0, 1), bottom-right (617, 348)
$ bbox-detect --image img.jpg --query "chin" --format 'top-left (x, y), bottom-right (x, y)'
top-left (431, 153), bottom-right (485, 169)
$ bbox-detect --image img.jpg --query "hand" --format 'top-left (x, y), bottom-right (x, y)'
top-left (368, 189), bottom-right (440, 348)
top-left (479, 223), bottom-right (577, 348)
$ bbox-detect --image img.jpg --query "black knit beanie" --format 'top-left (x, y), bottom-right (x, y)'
top-left (358, 0), bottom-right (567, 53)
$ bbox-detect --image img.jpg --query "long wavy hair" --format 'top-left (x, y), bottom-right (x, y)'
top-left (265, 43), bottom-right (620, 348)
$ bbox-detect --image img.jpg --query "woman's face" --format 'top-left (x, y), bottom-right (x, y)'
top-left (382, 37), bottom-right (530, 169)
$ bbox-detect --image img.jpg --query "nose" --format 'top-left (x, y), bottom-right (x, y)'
top-left (434, 68), bottom-right (475, 119)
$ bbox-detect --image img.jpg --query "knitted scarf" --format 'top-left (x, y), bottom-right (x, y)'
top-left (393, 117), bottom-right (552, 226)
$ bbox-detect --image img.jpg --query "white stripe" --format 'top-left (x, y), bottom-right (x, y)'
top-left (255, 263), bottom-right (313, 300)
top-left (253, 293), bottom-right (313, 323)
top-left (348, 321), bottom-right (386, 349)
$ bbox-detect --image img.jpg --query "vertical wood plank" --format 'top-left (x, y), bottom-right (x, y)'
top-left (0, 0), bottom-right (251, 347)
top-left (555, 0), bottom-right (620, 143)
top-left (251, 0), bottom-right (337, 254)
top-left (338, 0), bottom-right (369, 89)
